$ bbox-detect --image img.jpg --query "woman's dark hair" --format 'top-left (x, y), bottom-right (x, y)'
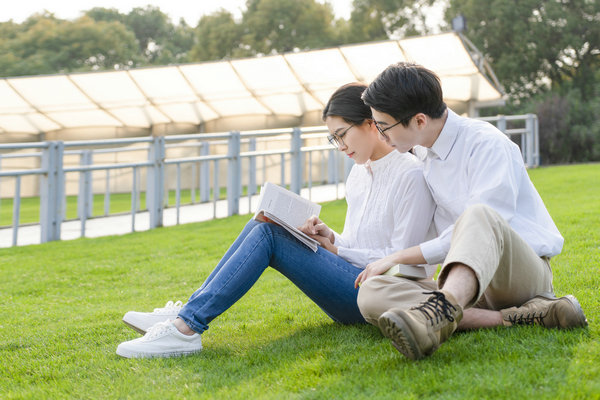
top-left (322, 83), bottom-right (371, 125)
top-left (362, 62), bottom-right (447, 126)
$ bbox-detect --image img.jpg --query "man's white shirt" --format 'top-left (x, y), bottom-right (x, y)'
top-left (417, 109), bottom-right (564, 265)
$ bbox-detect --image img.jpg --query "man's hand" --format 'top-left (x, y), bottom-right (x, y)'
top-left (298, 215), bottom-right (334, 245)
top-left (354, 246), bottom-right (427, 289)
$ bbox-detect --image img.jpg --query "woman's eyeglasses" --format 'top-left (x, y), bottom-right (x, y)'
top-left (327, 124), bottom-right (355, 148)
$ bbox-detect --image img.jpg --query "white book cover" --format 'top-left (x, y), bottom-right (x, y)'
top-left (383, 264), bottom-right (437, 280)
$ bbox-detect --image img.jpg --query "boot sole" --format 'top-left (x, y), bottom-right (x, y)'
top-left (378, 311), bottom-right (424, 360)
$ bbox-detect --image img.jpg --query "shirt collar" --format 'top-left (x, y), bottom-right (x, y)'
top-left (429, 109), bottom-right (459, 161)
top-left (365, 150), bottom-right (398, 174)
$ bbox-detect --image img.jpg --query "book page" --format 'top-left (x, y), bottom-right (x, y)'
top-left (255, 182), bottom-right (321, 228)
top-left (254, 182), bottom-right (321, 252)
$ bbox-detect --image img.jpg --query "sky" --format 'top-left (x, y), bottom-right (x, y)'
top-left (0, 0), bottom-right (355, 25)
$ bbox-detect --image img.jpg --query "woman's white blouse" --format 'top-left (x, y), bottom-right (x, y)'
top-left (333, 150), bottom-right (436, 268)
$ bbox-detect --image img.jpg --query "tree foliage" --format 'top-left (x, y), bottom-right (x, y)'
top-left (239, 0), bottom-right (337, 55)
top-left (0, 12), bottom-right (140, 76)
top-left (445, 0), bottom-right (600, 101)
top-left (346, 0), bottom-right (441, 42)
top-left (190, 10), bottom-right (243, 61)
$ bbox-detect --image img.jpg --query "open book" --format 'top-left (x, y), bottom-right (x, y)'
top-left (254, 182), bottom-right (322, 252)
top-left (384, 264), bottom-right (437, 280)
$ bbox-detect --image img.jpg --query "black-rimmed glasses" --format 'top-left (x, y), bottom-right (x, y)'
top-left (327, 124), bottom-right (355, 148)
top-left (374, 120), bottom-right (403, 140)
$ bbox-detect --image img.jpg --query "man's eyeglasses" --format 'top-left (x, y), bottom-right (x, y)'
top-left (327, 124), bottom-right (355, 148)
top-left (373, 120), bottom-right (403, 140)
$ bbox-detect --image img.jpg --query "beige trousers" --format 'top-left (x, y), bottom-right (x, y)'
top-left (357, 204), bottom-right (554, 325)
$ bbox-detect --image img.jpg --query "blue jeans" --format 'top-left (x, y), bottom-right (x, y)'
top-left (178, 219), bottom-right (366, 333)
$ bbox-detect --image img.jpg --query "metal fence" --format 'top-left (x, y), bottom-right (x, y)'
top-left (0, 127), bottom-right (354, 247)
top-left (0, 114), bottom-right (539, 248)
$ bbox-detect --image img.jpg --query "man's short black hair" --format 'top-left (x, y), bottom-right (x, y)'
top-left (362, 62), bottom-right (447, 126)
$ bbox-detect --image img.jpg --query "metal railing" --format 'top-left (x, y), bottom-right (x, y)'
top-left (478, 114), bottom-right (540, 167)
top-left (0, 114), bottom-right (539, 247)
top-left (0, 127), bottom-right (353, 247)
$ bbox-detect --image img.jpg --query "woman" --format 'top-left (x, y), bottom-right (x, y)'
top-left (116, 83), bottom-right (436, 358)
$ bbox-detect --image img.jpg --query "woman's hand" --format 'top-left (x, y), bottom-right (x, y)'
top-left (308, 233), bottom-right (338, 254)
top-left (354, 255), bottom-right (397, 289)
top-left (298, 216), bottom-right (334, 245)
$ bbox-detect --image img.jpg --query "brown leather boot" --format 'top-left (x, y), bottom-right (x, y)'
top-left (378, 290), bottom-right (463, 360)
top-left (501, 294), bottom-right (587, 329)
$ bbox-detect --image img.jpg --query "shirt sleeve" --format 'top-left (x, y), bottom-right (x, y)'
top-left (337, 167), bottom-right (436, 267)
top-left (420, 136), bottom-right (522, 265)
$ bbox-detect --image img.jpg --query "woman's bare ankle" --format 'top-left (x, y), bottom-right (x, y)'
top-left (173, 318), bottom-right (196, 336)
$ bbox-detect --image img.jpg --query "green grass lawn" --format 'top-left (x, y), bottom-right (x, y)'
top-left (0, 164), bottom-right (598, 399)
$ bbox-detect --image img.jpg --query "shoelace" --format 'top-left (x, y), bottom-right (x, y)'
top-left (143, 320), bottom-right (174, 341)
top-left (507, 312), bottom-right (546, 326)
top-left (412, 291), bottom-right (458, 325)
top-left (153, 300), bottom-right (183, 314)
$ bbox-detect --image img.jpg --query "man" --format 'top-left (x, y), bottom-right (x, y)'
top-left (355, 62), bottom-right (587, 360)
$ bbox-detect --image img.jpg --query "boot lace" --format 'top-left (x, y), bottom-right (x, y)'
top-left (507, 312), bottom-right (546, 326)
top-left (412, 291), bottom-right (458, 325)
top-left (153, 300), bottom-right (183, 315)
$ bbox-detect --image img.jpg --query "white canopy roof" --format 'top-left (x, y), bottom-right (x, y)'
top-left (0, 32), bottom-right (504, 140)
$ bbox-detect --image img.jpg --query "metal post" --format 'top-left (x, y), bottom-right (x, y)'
top-left (344, 155), bottom-right (354, 179)
top-left (290, 127), bottom-right (302, 194)
top-left (104, 169), bottom-right (110, 216)
top-left (200, 142), bottom-right (210, 202)
top-left (213, 160), bottom-right (219, 218)
top-left (280, 153), bottom-right (285, 187)
top-left (534, 115), bottom-right (540, 166)
top-left (334, 151), bottom-right (340, 199)
top-left (525, 114), bottom-right (535, 167)
top-left (0, 155), bottom-right (2, 218)
top-left (176, 163), bottom-right (181, 225)
top-left (40, 141), bottom-right (64, 243)
top-left (328, 149), bottom-right (336, 183)
top-left (249, 138), bottom-right (257, 196)
top-left (131, 166), bottom-right (137, 232)
top-left (497, 115), bottom-right (506, 135)
top-left (147, 136), bottom-right (165, 228)
top-left (227, 131), bottom-right (241, 216)
top-left (12, 176), bottom-right (21, 247)
top-left (191, 163), bottom-right (196, 204)
top-left (78, 150), bottom-right (93, 219)
top-left (308, 151), bottom-right (313, 201)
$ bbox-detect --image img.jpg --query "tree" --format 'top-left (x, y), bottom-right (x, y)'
top-left (0, 13), bottom-right (141, 77)
top-left (86, 7), bottom-right (195, 65)
top-left (190, 10), bottom-right (243, 61)
top-left (124, 6), bottom-right (172, 63)
top-left (445, 0), bottom-right (600, 101)
top-left (346, 0), bottom-right (443, 43)
top-left (240, 0), bottom-right (337, 55)
top-left (152, 18), bottom-right (195, 64)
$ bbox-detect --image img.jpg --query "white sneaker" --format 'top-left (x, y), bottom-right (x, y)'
top-left (122, 300), bottom-right (184, 334)
top-left (116, 320), bottom-right (202, 358)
